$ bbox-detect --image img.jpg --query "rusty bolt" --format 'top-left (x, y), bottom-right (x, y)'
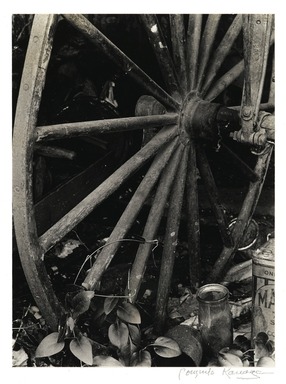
top-left (242, 107), bottom-right (251, 117)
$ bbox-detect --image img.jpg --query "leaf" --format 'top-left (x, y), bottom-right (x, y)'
top-left (129, 340), bottom-right (138, 355)
top-left (91, 299), bottom-right (106, 324)
top-left (108, 321), bottom-right (129, 349)
top-left (127, 323), bottom-right (141, 346)
top-left (55, 239), bottom-right (81, 258)
top-left (131, 350), bottom-right (152, 367)
top-left (66, 316), bottom-right (75, 332)
top-left (254, 332), bottom-right (275, 360)
top-left (93, 355), bottom-right (123, 367)
top-left (117, 302), bottom-right (141, 324)
top-left (118, 343), bottom-right (131, 366)
top-left (69, 335), bottom-right (93, 365)
top-left (152, 336), bottom-right (182, 358)
top-left (166, 325), bottom-right (202, 366)
top-left (12, 347), bottom-right (28, 367)
top-left (35, 332), bottom-right (65, 358)
top-left (71, 290), bottom-right (94, 318)
top-left (104, 297), bottom-right (119, 315)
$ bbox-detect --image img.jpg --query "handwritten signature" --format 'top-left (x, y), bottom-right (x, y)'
top-left (178, 367), bottom-right (274, 380)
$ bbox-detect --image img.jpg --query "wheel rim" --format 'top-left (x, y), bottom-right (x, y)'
top-left (13, 14), bottom-right (274, 332)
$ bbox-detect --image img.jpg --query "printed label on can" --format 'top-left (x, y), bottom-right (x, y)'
top-left (252, 260), bottom-right (275, 341)
top-left (253, 284), bottom-right (275, 339)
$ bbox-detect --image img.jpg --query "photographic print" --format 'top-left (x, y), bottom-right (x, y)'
top-left (10, 6), bottom-right (279, 379)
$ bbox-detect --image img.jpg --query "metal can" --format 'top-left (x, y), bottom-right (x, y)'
top-left (252, 238), bottom-right (275, 343)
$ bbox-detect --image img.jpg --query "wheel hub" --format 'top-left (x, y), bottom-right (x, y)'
top-left (136, 94), bottom-right (221, 145)
top-left (179, 93), bottom-right (221, 144)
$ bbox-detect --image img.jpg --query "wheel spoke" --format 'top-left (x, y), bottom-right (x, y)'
top-left (186, 14), bottom-right (202, 91)
top-left (63, 14), bottom-right (180, 111)
top-left (35, 151), bottom-right (115, 235)
top-left (206, 145), bottom-right (273, 282)
top-left (34, 144), bottom-right (77, 159)
top-left (169, 14), bottom-right (188, 95)
top-left (129, 144), bottom-right (184, 302)
top-left (196, 145), bottom-right (233, 247)
top-left (186, 141), bottom-right (201, 289)
top-left (205, 60), bottom-right (244, 102)
top-left (220, 142), bottom-right (259, 182)
top-left (196, 14), bottom-right (221, 91)
top-left (154, 145), bottom-right (188, 334)
top-left (140, 15), bottom-right (181, 97)
top-left (228, 103), bottom-right (274, 112)
top-left (82, 138), bottom-right (180, 290)
top-left (201, 15), bottom-right (243, 96)
top-left (39, 125), bottom-right (178, 252)
top-left (242, 15), bottom-right (273, 121)
top-left (35, 114), bottom-right (178, 142)
top-left (268, 54), bottom-right (275, 104)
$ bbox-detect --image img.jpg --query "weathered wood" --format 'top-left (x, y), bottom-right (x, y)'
top-left (205, 60), bottom-right (244, 102)
top-left (268, 54), bottom-right (275, 104)
top-left (186, 141), bottom-right (201, 289)
top-left (169, 15), bottom-right (188, 95)
top-left (35, 151), bottom-right (115, 236)
top-left (154, 145), bottom-right (188, 334)
top-left (242, 15), bottom-right (273, 124)
top-left (35, 114), bottom-right (178, 142)
top-left (129, 145), bottom-right (184, 302)
top-left (34, 144), bottom-right (76, 160)
top-left (196, 15), bottom-right (221, 90)
top-left (186, 14), bottom-right (202, 91)
top-left (140, 15), bottom-right (180, 98)
top-left (196, 145), bottom-right (233, 248)
top-left (229, 103), bottom-right (274, 112)
top-left (62, 14), bottom-right (180, 111)
top-left (82, 138), bottom-right (179, 290)
top-left (13, 14), bottom-right (63, 330)
top-left (201, 15), bottom-right (242, 96)
top-left (39, 125), bottom-right (178, 252)
top-left (206, 145), bottom-right (273, 283)
top-left (220, 142), bottom-right (259, 182)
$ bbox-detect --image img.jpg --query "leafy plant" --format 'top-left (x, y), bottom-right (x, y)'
top-left (35, 290), bottom-right (95, 365)
top-left (35, 289), bottom-right (181, 366)
top-left (92, 296), bottom-right (181, 367)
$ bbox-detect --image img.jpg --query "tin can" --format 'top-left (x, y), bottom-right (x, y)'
top-left (252, 238), bottom-right (275, 343)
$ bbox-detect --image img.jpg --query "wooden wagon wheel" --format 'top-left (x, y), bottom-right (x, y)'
top-left (13, 14), bottom-right (275, 332)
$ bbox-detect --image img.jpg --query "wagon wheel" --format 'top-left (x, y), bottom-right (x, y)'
top-left (13, 14), bottom-right (275, 332)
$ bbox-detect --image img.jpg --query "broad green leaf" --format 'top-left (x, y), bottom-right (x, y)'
top-left (127, 324), bottom-right (141, 346)
top-left (35, 332), bottom-right (65, 358)
top-left (108, 321), bottom-right (129, 349)
top-left (131, 350), bottom-right (152, 367)
top-left (71, 290), bottom-right (94, 318)
top-left (152, 336), bottom-right (182, 358)
top-left (93, 355), bottom-right (123, 367)
top-left (104, 297), bottom-right (119, 315)
top-left (117, 302), bottom-right (141, 324)
top-left (69, 335), bottom-right (93, 365)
